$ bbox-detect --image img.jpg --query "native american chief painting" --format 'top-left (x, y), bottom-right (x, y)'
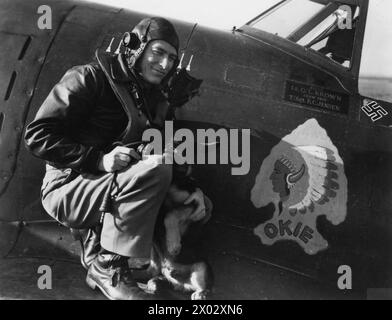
top-left (251, 119), bottom-right (348, 255)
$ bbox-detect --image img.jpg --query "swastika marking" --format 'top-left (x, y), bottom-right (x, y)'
top-left (361, 100), bottom-right (388, 122)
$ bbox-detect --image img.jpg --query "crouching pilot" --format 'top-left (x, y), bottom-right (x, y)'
top-left (24, 17), bottom-right (210, 300)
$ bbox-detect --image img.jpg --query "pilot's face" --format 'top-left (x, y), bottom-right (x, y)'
top-left (138, 40), bottom-right (177, 85)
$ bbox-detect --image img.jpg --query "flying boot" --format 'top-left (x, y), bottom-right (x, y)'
top-left (70, 226), bottom-right (101, 270)
top-left (86, 250), bottom-right (156, 300)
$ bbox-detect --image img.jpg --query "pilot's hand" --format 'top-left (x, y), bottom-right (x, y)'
top-left (98, 146), bottom-right (141, 173)
top-left (184, 187), bottom-right (206, 222)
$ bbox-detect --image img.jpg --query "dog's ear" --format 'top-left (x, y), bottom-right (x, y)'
top-left (200, 196), bottom-right (213, 224)
top-left (200, 210), bottom-right (211, 225)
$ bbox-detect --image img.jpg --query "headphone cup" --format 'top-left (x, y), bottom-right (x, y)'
top-left (122, 32), bottom-right (141, 50)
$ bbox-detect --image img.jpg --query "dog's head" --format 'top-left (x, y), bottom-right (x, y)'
top-left (160, 193), bottom-right (212, 258)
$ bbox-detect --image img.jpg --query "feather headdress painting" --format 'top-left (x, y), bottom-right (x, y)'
top-left (251, 119), bottom-right (347, 255)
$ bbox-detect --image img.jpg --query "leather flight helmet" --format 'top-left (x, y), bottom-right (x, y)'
top-left (122, 17), bottom-right (180, 81)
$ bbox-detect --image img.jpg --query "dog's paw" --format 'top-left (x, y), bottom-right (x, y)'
top-left (146, 278), bottom-right (167, 294)
top-left (191, 290), bottom-right (209, 300)
top-left (167, 243), bottom-right (182, 257)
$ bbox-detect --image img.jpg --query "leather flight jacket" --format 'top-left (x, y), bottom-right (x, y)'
top-left (25, 50), bottom-right (171, 174)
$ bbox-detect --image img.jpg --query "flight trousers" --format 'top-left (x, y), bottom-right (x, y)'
top-left (41, 154), bottom-right (172, 259)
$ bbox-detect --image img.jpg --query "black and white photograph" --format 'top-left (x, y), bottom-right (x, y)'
top-left (0, 0), bottom-right (391, 303)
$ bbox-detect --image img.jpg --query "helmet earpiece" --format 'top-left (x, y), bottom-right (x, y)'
top-left (122, 21), bottom-right (150, 51)
top-left (122, 32), bottom-right (141, 50)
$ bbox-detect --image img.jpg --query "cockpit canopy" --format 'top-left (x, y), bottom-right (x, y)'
top-left (245, 0), bottom-right (392, 103)
top-left (246, 0), bottom-right (359, 68)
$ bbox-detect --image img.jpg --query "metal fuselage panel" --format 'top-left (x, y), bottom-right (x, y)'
top-left (0, 0), bottom-right (76, 220)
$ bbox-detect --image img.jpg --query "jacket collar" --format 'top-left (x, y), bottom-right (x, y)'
top-left (110, 54), bottom-right (134, 82)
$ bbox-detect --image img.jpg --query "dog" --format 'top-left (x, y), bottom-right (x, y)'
top-left (117, 142), bottom-right (214, 300)
top-left (144, 163), bottom-right (214, 300)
